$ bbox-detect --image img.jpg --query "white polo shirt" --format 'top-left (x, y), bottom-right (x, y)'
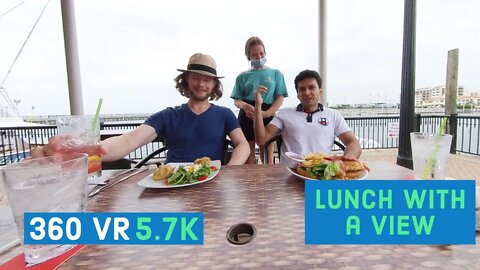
top-left (269, 104), bottom-right (351, 162)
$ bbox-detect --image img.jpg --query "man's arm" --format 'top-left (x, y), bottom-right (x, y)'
top-left (263, 95), bottom-right (284, 118)
top-left (227, 128), bottom-right (250, 165)
top-left (101, 125), bottom-right (158, 162)
top-left (254, 86), bottom-right (281, 146)
top-left (337, 131), bottom-right (361, 159)
top-left (31, 124), bottom-right (158, 161)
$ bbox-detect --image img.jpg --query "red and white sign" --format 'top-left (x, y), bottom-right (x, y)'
top-left (388, 122), bottom-right (399, 138)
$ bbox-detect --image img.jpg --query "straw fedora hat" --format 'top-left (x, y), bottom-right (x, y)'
top-left (177, 53), bottom-right (224, 78)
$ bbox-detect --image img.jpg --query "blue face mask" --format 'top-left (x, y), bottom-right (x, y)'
top-left (250, 58), bottom-right (267, 68)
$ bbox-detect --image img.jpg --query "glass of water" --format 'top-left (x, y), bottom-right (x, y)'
top-left (0, 153), bottom-right (88, 265)
top-left (410, 132), bottom-right (453, 179)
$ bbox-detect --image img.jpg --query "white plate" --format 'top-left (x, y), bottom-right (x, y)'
top-left (137, 160), bottom-right (221, 188)
top-left (286, 166), bottom-right (368, 180)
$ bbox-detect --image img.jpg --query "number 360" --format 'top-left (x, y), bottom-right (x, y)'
top-left (29, 217), bottom-right (82, 241)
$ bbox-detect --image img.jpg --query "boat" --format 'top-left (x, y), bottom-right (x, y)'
top-left (0, 117), bottom-right (48, 164)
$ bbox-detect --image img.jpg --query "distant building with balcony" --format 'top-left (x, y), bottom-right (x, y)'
top-left (458, 91), bottom-right (480, 106)
top-left (415, 85), bottom-right (465, 107)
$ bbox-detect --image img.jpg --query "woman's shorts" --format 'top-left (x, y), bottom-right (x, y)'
top-left (238, 100), bottom-right (273, 141)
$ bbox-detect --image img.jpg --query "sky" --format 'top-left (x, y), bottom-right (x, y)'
top-left (1, 0), bottom-right (479, 117)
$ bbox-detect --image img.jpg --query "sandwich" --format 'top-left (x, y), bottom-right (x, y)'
top-left (194, 157), bottom-right (212, 166)
top-left (295, 153), bottom-right (369, 180)
top-left (153, 164), bottom-right (175, 180)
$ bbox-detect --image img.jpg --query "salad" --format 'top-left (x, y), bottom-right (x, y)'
top-left (167, 163), bottom-right (217, 185)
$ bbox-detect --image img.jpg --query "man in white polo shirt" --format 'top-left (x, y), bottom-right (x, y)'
top-left (254, 69), bottom-right (361, 161)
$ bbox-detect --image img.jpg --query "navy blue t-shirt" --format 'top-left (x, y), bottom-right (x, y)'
top-left (144, 104), bottom-right (240, 163)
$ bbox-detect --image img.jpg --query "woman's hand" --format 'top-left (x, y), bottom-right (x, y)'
top-left (261, 111), bottom-right (271, 118)
top-left (242, 103), bottom-right (255, 120)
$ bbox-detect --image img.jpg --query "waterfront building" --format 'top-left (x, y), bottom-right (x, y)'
top-left (458, 91), bottom-right (480, 106)
top-left (415, 85), bottom-right (465, 107)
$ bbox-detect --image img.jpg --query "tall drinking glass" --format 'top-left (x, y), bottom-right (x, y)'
top-left (0, 153), bottom-right (88, 265)
top-left (410, 132), bottom-right (453, 179)
top-left (57, 115), bottom-right (102, 178)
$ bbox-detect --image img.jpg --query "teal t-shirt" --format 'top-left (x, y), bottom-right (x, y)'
top-left (231, 68), bottom-right (288, 104)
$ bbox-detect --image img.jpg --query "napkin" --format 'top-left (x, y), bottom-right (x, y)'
top-left (0, 245), bottom-right (85, 270)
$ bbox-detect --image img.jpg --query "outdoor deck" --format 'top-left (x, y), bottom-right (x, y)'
top-left (362, 148), bottom-right (480, 180)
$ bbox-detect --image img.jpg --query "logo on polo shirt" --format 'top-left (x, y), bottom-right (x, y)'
top-left (318, 118), bottom-right (329, 126)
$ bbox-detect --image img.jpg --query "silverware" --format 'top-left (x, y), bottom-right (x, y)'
top-left (95, 167), bottom-right (138, 186)
top-left (88, 167), bottom-right (148, 197)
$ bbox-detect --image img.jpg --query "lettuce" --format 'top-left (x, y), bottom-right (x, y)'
top-left (303, 161), bottom-right (340, 180)
top-left (168, 164), bottom-right (213, 185)
top-left (324, 162), bottom-right (340, 180)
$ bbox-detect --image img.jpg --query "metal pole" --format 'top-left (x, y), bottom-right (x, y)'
top-left (61, 0), bottom-right (84, 115)
top-left (449, 114), bottom-right (457, 154)
top-left (396, 0), bottom-right (416, 169)
top-left (319, 0), bottom-right (327, 106)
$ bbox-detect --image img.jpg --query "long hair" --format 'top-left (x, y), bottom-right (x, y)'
top-left (174, 72), bottom-right (223, 101)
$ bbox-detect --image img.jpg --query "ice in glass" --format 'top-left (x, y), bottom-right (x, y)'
top-left (57, 115), bottom-right (102, 178)
top-left (410, 132), bottom-right (452, 179)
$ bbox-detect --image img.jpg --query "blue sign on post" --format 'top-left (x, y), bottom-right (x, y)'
top-left (305, 180), bottom-right (476, 244)
top-left (24, 212), bottom-right (203, 245)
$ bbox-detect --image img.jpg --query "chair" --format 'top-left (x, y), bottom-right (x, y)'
top-left (222, 139), bottom-right (235, 165)
top-left (102, 158), bottom-right (137, 170)
top-left (102, 138), bottom-right (234, 169)
top-left (101, 136), bottom-right (167, 170)
top-left (263, 134), bottom-right (346, 164)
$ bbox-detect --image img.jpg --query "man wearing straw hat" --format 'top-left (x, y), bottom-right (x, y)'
top-left (32, 53), bottom-right (250, 165)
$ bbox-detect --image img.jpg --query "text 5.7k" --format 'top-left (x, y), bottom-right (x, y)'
top-left (24, 212), bottom-right (203, 245)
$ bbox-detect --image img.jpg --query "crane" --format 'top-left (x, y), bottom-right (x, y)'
top-left (0, 0), bottom-right (50, 117)
top-left (0, 86), bottom-right (20, 117)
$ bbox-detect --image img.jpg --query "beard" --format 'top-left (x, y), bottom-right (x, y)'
top-left (189, 89), bottom-right (211, 101)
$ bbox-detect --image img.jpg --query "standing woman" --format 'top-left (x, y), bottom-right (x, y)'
top-left (231, 36), bottom-right (288, 164)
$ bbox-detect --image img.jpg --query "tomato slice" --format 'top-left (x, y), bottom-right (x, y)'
top-left (198, 175), bottom-right (208, 181)
top-left (210, 166), bottom-right (217, 171)
top-left (88, 163), bottom-right (102, 174)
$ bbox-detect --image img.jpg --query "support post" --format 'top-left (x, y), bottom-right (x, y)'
top-left (445, 49), bottom-right (459, 116)
top-left (61, 0), bottom-right (84, 115)
top-left (444, 49), bottom-right (459, 154)
top-left (449, 114), bottom-right (457, 154)
top-left (318, 0), bottom-right (327, 106)
top-left (396, 0), bottom-right (416, 169)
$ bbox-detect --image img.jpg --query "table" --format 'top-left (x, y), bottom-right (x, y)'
top-left (53, 161), bottom-right (480, 269)
top-left (1, 161), bottom-right (480, 269)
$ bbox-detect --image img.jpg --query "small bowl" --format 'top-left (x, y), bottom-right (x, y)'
top-left (285, 152), bottom-right (303, 169)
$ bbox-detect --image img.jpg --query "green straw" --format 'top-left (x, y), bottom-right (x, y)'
top-left (421, 117), bottom-right (448, 179)
top-left (91, 98), bottom-right (103, 132)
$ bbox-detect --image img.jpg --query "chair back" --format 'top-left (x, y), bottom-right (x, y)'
top-left (103, 135), bottom-right (234, 169)
top-left (222, 139), bottom-right (235, 165)
top-left (263, 134), bottom-right (346, 164)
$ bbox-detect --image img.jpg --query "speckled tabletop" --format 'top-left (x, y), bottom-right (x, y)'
top-left (52, 162), bottom-right (480, 269)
